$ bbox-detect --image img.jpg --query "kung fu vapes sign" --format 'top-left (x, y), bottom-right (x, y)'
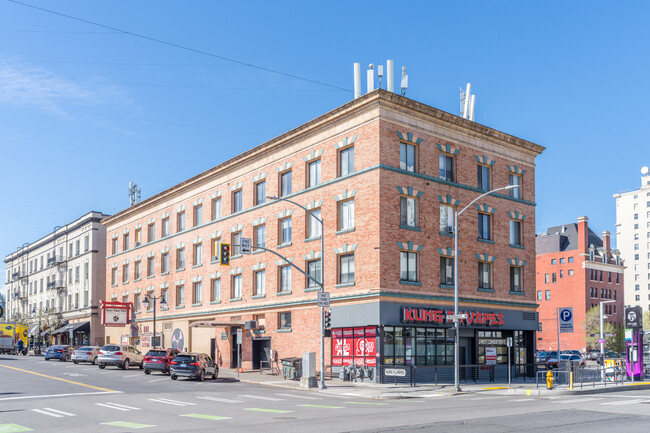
top-left (401, 306), bottom-right (505, 327)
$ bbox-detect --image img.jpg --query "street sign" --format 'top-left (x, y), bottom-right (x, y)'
top-left (240, 237), bottom-right (252, 255)
top-left (625, 328), bottom-right (633, 341)
top-left (598, 339), bottom-right (606, 344)
top-left (485, 347), bottom-right (497, 365)
top-left (605, 333), bottom-right (616, 337)
top-left (317, 292), bottom-right (330, 308)
top-left (384, 368), bottom-right (406, 377)
top-left (625, 307), bottom-right (642, 329)
top-left (559, 307), bottom-right (573, 333)
top-left (447, 313), bottom-right (468, 321)
top-left (507, 337), bottom-right (513, 347)
top-left (236, 328), bottom-right (242, 344)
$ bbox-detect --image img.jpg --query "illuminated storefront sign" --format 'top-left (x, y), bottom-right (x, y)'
top-left (400, 306), bottom-right (504, 327)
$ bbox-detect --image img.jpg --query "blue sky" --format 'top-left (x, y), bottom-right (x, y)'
top-left (1, 1), bottom-right (649, 293)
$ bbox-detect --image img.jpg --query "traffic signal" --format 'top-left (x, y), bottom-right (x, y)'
top-left (220, 243), bottom-right (230, 266)
top-left (324, 310), bottom-right (332, 329)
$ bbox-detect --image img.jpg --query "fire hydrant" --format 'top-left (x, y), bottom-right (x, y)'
top-left (546, 369), bottom-right (553, 390)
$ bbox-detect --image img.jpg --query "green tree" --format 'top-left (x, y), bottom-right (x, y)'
top-left (583, 306), bottom-right (616, 351)
top-left (643, 311), bottom-right (650, 331)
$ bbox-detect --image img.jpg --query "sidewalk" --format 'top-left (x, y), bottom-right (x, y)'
top-left (219, 368), bottom-right (650, 399)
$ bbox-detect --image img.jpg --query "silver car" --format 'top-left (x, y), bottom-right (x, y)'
top-left (72, 346), bottom-right (100, 365)
top-left (97, 344), bottom-right (144, 370)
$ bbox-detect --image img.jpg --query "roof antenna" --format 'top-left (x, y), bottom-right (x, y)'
top-left (401, 66), bottom-right (408, 96)
top-left (377, 64), bottom-right (384, 89)
top-left (128, 182), bottom-right (141, 206)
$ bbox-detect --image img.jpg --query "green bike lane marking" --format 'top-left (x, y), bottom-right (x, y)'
top-left (180, 414), bottom-right (231, 420)
top-left (0, 424), bottom-right (33, 433)
top-left (101, 421), bottom-right (155, 429)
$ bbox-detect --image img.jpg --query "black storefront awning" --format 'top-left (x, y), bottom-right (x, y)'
top-left (51, 321), bottom-right (90, 335)
top-left (29, 324), bottom-right (40, 336)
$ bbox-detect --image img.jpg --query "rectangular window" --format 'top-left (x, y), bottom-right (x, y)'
top-left (340, 146), bottom-right (355, 176)
top-left (177, 211), bottom-right (185, 232)
top-left (255, 181), bottom-right (266, 206)
top-left (192, 282), bottom-right (202, 304)
top-left (232, 232), bottom-right (242, 256)
top-left (280, 171), bottom-right (292, 197)
top-left (255, 270), bottom-right (265, 296)
top-left (510, 220), bottom-right (522, 246)
top-left (400, 142), bottom-right (416, 172)
top-left (84, 235), bottom-right (90, 252)
top-left (279, 312), bottom-right (291, 329)
top-left (560, 258), bottom-right (565, 264)
top-left (439, 154), bottom-right (454, 182)
top-left (210, 278), bottom-right (221, 302)
top-left (75, 240), bottom-right (80, 255)
top-left (552, 273), bottom-right (557, 283)
top-left (133, 294), bottom-right (140, 313)
top-left (162, 218), bottom-right (170, 237)
top-left (134, 228), bottom-right (141, 246)
top-left (308, 159), bottom-right (321, 187)
top-left (162, 252), bottom-right (169, 273)
top-left (176, 285), bottom-right (184, 307)
top-left (537, 290), bottom-right (542, 301)
top-left (211, 197), bottom-right (222, 220)
top-left (478, 262), bottom-right (491, 289)
top-left (122, 264), bottom-right (129, 283)
top-left (232, 274), bottom-right (242, 299)
top-left (193, 243), bottom-right (202, 266)
top-left (477, 165), bottom-right (490, 191)
top-left (510, 266), bottom-right (523, 292)
top-left (176, 248), bottom-right (185, 270)
top-left (211, 238), bottom-right (221, 262)
top-left (440, 205), bottom-right (454, 233)
top-left (75, 265), bottom-right (80, 282)
top-left (279, 266), bottom-right (291, 293)
top-left (440, 256), bottom-right (454, 286)
top-left (255, 225), bottom-right (266, 249)
top-left (123, 234), bottom-right (129, 251)
top-left (193, 205), bottom-right (203, 227)
top-left (308, 209), bottom-right (322, 238)
top-left (545, 290), bottom-right (551, 300)
top-left (339, 200), bottom-right (355, 231)
top-left (509, 174), bottom-right (521, 199)
top-left (111, 268), bottom-right (117, 286)
top-left (340, 253), bottom-right (355, 284)
top-left (147, 257), bottom-right (155, 277)
top-left (147, 223), bottom-right (155, 242)
top-left (478, 213), bottom-right (491, 240)
top-left (280, 218), bottom-right (292, 244)
top-left (568, 269), bottom-right (574, 276)
top-left (112, 238), bottom-right (118, 255)
top-left (551, 259), bottom-right (557, 265)
top-left (134, 261), bottom-right (141, 280)
top-left (233, 190), bottom-right (243, 213)
top-left (84, 262), bottom-right (89, 280)
top-left (400, 197), bottom-right (418, 228)
top-left (307, 259), bottom-right (321, 288)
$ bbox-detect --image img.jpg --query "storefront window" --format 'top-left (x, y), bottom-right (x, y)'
top-left (382, 326), bottom-right (454, 366)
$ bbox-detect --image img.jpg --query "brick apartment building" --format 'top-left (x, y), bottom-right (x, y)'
top-left (102, 88), bottom-right (544, 378)
top-left (536, 217), bottom-right (624, 352)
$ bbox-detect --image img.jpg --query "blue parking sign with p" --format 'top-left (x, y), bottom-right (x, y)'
top-left (559, 307), bottom-right (574, 333)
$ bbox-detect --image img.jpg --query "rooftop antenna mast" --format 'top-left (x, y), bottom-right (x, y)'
top-left (401, 66), bottom-right (408, 96)
top-left (128, 182), bottom-right (141, 206)
top-left (459, 82), bottom-right (476, 121)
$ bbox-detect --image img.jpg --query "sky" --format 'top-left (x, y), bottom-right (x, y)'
top-left (1, 1), bottom-right (649, 294)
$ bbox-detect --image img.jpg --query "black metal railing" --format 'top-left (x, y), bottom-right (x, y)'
top-left (379, 363), bottom-right (539, 385)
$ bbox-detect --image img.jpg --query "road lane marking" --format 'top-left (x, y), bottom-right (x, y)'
top-left (346, 402), bottom-right (387, 405)
top-left (553, 398), bottom-right (602, 404)
top-left (149, 398), bottom-right (196, 406)
top-left (31, 408), bottom-right (75, 418)
top-left (148, 378), bottom-right (169, 383)
top-left (180, 414), bottom-right (231, 420)
top-left (275, 393), bottom-right (320, 400)
top-left (299, 404), bottom-right (343, 409)
top-left (244, 408), bottom-right (292, 413)
top-left (101, 421), bottom-right (155, 429)
top-left (0, 364), bottom-right (116, 392)
top-left (0, 424), bottom-right (33, 432)
top-left (507, 399), bottom-right (532, 402)
top-left (601, 399), bottom-right (647, 406)
top-left (0, 391), bottom-right (120, 401)
top-left (197, 396), bottom-right (243, 403)
top-left (96, 402), bottom-right (142, 411)
top-left (238, 394), bottom-right (285, 401)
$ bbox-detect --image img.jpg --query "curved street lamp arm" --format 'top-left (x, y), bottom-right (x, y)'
top-left (267, 196), bottom-right (323, 224)
top-left (457, 185), bottom-right (518, 218)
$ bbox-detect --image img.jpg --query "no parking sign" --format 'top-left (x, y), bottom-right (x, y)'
top-left (559, 307), bottom-right (573, 333)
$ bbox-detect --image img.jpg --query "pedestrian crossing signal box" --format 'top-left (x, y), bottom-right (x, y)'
top-left (220, 243), bottom-right (230, 266)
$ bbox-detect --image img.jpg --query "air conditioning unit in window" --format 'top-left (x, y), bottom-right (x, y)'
top-left (245, 320), bottom-right (257, 330)
top-left (446, 226), bottom-right (454, 234)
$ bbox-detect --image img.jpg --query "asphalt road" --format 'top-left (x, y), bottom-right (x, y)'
top-left (2, 356), bottom-right (650, 432)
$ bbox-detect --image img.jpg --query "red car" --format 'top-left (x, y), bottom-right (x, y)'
top-left (143, 348), bottom-right (180, 375)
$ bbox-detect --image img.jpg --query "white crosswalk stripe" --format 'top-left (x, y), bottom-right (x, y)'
top-left (553, 398), bottom-right (603, 404)
top-left (197, 396), bottom-right (243, 403)
top-left (32, 408), bottom-right (76, 418)
top-left (95, 402), bottom-right (142, 411)
top-left (149, 397), bottom-right (196, 406)
top-left (238, 394), bottom-right (285, 401)
top-left (275, 393), bottom-right (320, 400)
top-left (601, 399), bottom-right (647, 406)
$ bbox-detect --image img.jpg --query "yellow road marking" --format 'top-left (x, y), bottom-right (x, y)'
top-left (482, 387), bottom-right (508, 390)
top-left (626, 382), bottom-right (650, 385)
top-left (526, 390), bottom-right (532, 396)
top-left (0, 364), bottom-right (117, 392)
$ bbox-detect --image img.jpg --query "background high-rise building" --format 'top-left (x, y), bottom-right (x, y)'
top-left (614, 168), bottom-right (650, 312)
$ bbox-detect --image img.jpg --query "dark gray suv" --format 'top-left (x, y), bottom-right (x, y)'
top-left (170, 353), bottom-right (218, 381)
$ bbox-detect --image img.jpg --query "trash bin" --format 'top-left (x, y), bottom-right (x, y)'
top-left (281, 357), bottom-right (303, 380)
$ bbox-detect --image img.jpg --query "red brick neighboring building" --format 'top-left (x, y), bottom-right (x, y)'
top-left (536, 216), bottom-right (624, 352)
top-left (101, 89), bottom-right (544, 379)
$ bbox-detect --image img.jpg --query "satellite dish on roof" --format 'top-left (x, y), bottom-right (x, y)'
top-left (642, 166), bottom-right (649, 175)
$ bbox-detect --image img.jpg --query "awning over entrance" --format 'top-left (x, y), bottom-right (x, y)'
top-left (190, 320), bottom-right (244, 328)
top-left (29, 324), bottom-right (40, 336)
top-left (51, 321), bottom-right (90, 335)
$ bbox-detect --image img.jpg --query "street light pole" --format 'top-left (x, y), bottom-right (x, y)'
top-left (453, 184), bottom-right (518, 392)
top-left (268, 196), bottom-right (326, 389)
top-left (142, 294), bottom-right (167, 348)
top-left (600, 299), bottom-right (616, 381)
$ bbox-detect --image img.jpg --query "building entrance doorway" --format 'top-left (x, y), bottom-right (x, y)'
top-left (252, 338), bottom-right (270, 370)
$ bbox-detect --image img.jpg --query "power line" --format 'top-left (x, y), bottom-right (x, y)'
top-left (8, 0), bottom-right (353, 94)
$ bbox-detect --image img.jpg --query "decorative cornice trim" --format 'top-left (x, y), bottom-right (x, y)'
top-left (475, 253), bottom-right (497, 263)
top-left (437, 247), bottom-right (454, 256)
top-left (396, 241), bottom-right (423, 253)
top-left (302, 149), bottom-right (324, 162)
top-left (303, 251), bottom-right (322, 260)
top-left (507, 258), bottom-right (527, 267)
top-left (251, 262), bottom-right (267, 271)
top-left (252, 171), bottom-right (268, 183)
top-left (334, 189), bottom-right (357, 202)
top-left (506, 165), bottom-right (527, 175)
top-left (507, 211), bottom-right (527, 221)
top-left (333, 134), bottom-right (358, 150)
top-left (436, 143), bottom-right (460, 156)
top-left (396, 131), bottom-right (423, 145)
top-left (475, 155), bottom-right (496, 166)
top-left (475, 203), bottom-right (496, 214)
top-left (334, 243), bottom-right (358, 254)
top-left (275, 161), bottom-right (294, 173)
top-left (437, 194), bottom-right (460, 206)
top-left (230, 182), bottom-right (244, 192)
top-left (306, 200), bottom-right (324, 210)
top-left (275, 209), bottom-right (294, 219)
top-left (230, 224), bottom-right (244, 233)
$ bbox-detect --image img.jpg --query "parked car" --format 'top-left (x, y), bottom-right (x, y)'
top-left (44, 345), bottom-right (73, 362)
top-left (588, 350), bottom-right (600, 360)
top-left (536, 351), bottom-right (557, 364)
top-left (170, 352), bottom-right (218, 381)
top-left (97, 344), bottom-right (144, 370)
top-left (561, 350), bottom-right (582, 356)
top-left (143, 348), bottom-right (180, 375)
top-left (546, 353), bottom-right (586, 369)
top-left (72, 346), bottom-right (100, 364)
